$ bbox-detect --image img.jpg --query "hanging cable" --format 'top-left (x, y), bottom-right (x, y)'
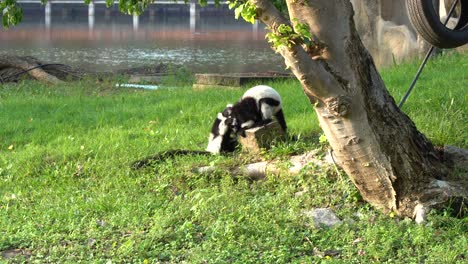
top-left (0, 63), bottom-right (65, 84)
top-left (399, 0), bottom-right (460, 108)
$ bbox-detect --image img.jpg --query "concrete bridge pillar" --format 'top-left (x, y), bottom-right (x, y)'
top-left (45, 1), bottom-right (51, 29)
top-left (88, 1), bottom-right (95, 30)
top-left (133, 15), bottom-right (139, 31)
top-left (253, 20), bottom-right (259, 40)
top-left (190, 1), bottom-right (200, 33)
top-left (149, 8), bottom-right (156, 23)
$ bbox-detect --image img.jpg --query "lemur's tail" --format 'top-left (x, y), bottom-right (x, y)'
top-left (131, 150), bottom-right (212, 169)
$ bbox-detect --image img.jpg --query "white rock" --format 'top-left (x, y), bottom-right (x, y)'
top-left (302, 208), bottom-right (342, 228)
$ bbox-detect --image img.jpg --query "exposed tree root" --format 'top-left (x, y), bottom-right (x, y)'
top-left (194, 150), bottom-right (328, 180)
top-left (442, 145), bottom-right (468, 178)
top-left (415, 145), bottom-right (468, 220)
top-left (194, 146), bottom-right (467, 221)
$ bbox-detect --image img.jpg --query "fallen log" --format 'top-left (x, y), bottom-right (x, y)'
top-left (0, 55), bottom-right (83, 84)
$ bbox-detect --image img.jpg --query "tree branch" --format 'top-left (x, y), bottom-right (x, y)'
top-left (286, 0), bottom-right (356, 82)
top-left (250, 0), bottom-right (346, 105)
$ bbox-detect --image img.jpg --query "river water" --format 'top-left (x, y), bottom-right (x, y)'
top-left (0, 3), bottom-right (285, 73)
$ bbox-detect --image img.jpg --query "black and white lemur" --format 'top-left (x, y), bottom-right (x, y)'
top-left (206, 85), bottom-right (287, 153)
top-left (205, 104), bottom-right (238, 154)
top-left (132, 85), bottom-right (286, 168)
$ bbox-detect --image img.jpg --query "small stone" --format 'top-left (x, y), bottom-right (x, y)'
top-left (88, 238), bottom-right (97, 247)
top-left (96, 219), bottom-right (107, 227)
top-left (324, 150), bottom-right (336, 164)
top-left (324, 249), bottom-right (342, 257)
top-left (302, 208), bottom-right (342, 228)
top-left (1, 248), bottom-right (32, 259)
top-left (294, 187), bottom-right (310, 197)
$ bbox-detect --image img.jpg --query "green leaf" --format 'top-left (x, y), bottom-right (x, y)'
top-left (228, 0), bottom-right (237, 9)
top-left (198, 0), bottom-right (208, 7)
top-left (238, 2), bottom-right (256, 24)
top-left (285, 25), bottom-right (294, 34)
top-left (105, 0), bottom-right (114, 8)
top-left (319, 134), bottom-right (328, 144)
top-left (234, 5), bottom-right (244, 20)
top-left (2, 15), bottom-right (8, 29)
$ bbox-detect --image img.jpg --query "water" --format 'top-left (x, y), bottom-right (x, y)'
top-left (0, 3), bottom-right (285, 73)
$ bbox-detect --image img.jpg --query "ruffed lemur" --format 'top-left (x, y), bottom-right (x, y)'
top-left (133, 85), bottom-right (287, 168)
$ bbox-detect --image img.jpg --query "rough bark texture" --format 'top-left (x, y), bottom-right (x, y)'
top-left (239, 121), bottom-right (286, 153)
top-left (251, 0), bottom-right (466, 218)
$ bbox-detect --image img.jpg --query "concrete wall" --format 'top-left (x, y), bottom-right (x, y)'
top-left (351, 0), bottom-right (421, 68)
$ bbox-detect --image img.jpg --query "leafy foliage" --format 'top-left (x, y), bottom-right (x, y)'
top-left (1, 0), bottom-right (23, 28)
top-left (116, 0), bottom-right (153, 16)
top-left (228, 0), bottom-right (257, 24)
top-left (265, 20), bottom-right (313, 49)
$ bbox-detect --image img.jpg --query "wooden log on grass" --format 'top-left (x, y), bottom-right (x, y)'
top-left (239, 121), bottom-right (286, 153)
top-left (0, 55), bottom-right (65, 84)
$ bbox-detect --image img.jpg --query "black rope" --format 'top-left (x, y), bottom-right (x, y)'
top-left (0, 63), bottom-right (66, 83)
top-left (399, 0), bottom-right (460, 108)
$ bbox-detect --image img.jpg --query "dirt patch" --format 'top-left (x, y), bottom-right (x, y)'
top-left (1, 248), bottom-right (32, 259)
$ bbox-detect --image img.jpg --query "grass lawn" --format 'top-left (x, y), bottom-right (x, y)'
top-left (0, 53), bottom-right (466, 263)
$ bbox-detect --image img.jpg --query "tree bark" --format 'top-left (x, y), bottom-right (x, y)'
top-left (251, 0), bottom-right (466, 218)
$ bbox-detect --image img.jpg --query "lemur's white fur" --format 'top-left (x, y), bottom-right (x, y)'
top-left (206, 113), bottom-right (228, 154)
top-left (242, 85), bottom-right (283, 121)
top-left (231, 85), bottom-right (286, 135)
top-left (206, 136), bottom-right (223, 154)
top-left (241, 120), bottom-right (255, 129)
top-left (206, 106), bottom-right (237, 154)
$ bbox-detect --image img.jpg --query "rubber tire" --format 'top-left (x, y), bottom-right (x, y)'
top-left (406, 0), bottom-right (468, 48)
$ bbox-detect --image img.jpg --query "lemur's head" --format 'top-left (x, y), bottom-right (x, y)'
top-left (221, 104), bottom-right (239, 133)
top-left (222, 104), bottom-right (233, 117)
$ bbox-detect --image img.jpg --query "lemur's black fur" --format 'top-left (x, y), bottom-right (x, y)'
top-left (228, 85), bottom-right (286, 137)
top-left (205, 105), bottom-right (238, 154)
top-left (209, 111), bottom-right (238, 153)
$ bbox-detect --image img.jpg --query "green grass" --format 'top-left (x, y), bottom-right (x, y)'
top-left (382, 51), bottom-right (467, 147)
top-left (0, 53), bottom-right (466, 263)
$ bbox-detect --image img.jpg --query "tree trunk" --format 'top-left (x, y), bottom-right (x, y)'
top-left (251, 0), bottom-right (466, 218)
